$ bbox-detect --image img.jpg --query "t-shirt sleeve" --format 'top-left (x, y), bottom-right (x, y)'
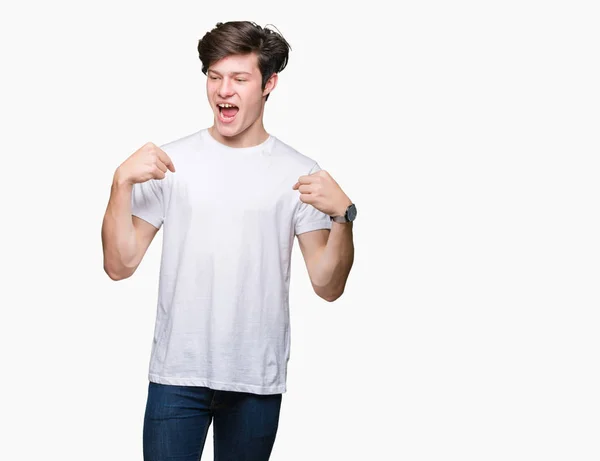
top-left (294, 162), bottom-right (333, 236)
top-left (131, 178), bottom-right (164, 230)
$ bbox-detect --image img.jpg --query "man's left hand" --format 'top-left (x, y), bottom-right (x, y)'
top-left (293, 170), bottom-right (352, 217)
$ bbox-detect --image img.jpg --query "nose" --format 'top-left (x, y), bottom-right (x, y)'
top-left (217, 77), bottom-right (235, 98)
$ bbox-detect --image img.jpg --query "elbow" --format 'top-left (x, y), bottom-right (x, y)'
top-left (311, 276), bottom-right (346, 302)
top-left (323, 292), bottom-right (343, 302)
top-left (315, 286), bottom-right (344, 303)
top-left (104, 264), bottom-right (133, 281)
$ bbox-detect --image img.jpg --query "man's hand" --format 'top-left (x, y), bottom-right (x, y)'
top-left (293, 170), bottom-right (352, 217)
top-left (114, 142), bottom-right (176, 186)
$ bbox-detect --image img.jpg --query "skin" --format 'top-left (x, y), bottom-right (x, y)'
top-left (206, 54), bottom-right (276, 148)
top-left (205, 52), bottom-right (354, 301)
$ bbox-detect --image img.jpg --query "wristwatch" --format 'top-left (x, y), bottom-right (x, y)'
top-left (331, 203), bottom-right (357, 223)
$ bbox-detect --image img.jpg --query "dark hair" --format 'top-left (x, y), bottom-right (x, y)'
top-left (197, 21), bottom-right (291, 101)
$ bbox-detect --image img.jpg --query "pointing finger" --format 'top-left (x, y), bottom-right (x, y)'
top-left (156, 149), bottom-right (176, 173)
top-left (296, 175), bottom-right (314, 185)
top-left (155, 159), bottom-right (168, 173)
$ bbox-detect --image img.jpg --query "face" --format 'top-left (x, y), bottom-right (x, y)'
top-left (206, 53), bottom-right (277, 143)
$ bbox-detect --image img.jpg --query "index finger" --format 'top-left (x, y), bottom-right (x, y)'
top-left (296, 175), bottom-right (314, 185)
top-left (156, 148), bottom-right (176, 172)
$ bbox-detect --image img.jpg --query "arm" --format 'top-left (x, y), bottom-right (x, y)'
top-left (101, 172), bottom-right (160, 280)
top-left (298, 222), bottom-right (354, 302)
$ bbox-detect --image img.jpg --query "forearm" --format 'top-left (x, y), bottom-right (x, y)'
top-left (101, 173), bottom-right (139, 279)
top-left (311, 222), bottom-right (354, 301)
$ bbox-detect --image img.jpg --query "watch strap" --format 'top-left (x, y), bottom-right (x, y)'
top-left (331, 214), bottom-right (348, 223)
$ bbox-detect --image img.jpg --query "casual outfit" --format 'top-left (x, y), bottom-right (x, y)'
top-left (131, 128), bottom-right (331, 458)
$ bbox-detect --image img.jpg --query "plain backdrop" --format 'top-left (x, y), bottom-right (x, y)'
top-left (1, 0), bottom-right (599, 460)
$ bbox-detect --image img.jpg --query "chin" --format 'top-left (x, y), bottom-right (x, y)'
top-left (215, 126), bottom-right (239, 139)
top-left (214, 120), bottom-right (246, 138)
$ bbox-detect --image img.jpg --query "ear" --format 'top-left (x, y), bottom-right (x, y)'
top-left (263, 73), bottom-right (278, 97)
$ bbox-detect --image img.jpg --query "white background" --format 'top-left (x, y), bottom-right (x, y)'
top-left (1, 0), bottom-right (599, 460)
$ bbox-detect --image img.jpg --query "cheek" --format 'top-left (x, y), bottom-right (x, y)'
top-left (242, 88), bottom-right (264, 111)
top-left (207, 81), bottom-right (219, 94)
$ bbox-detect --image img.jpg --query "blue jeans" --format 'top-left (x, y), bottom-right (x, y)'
top-left (143, 382), bottom-right (283, 461)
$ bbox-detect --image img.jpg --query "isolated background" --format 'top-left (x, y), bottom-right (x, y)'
top-left (1, 0), bottom-right (599, 460)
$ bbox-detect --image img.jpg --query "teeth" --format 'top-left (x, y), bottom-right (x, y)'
top-left (218, 103), bottom-right (236, 108)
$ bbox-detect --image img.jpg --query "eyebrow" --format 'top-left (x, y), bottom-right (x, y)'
top-left (207, 70), bottom-right (252, 76)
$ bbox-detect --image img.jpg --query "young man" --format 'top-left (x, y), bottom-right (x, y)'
top-left (101, 21), bottom-right (356, 461)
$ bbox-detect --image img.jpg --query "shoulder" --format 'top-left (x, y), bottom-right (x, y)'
top-left (158, 129), bottom-right (204, 157)
top-left (269, 136), bottom-right (321, 174)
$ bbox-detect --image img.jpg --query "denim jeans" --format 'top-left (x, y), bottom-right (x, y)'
top-left (143, 381), bottom-right (283, 461)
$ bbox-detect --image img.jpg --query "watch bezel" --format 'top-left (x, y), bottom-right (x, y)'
top-left (345, 203), bottom-right (357, 222)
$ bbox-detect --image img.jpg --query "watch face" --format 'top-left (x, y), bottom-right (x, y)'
top-left (346, 204), bottom-right (357, 221)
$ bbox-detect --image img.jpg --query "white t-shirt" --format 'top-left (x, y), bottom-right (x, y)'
top-left (131, 128), bottom-right (332, 395)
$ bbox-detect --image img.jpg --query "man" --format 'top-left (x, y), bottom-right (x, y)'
top-left (101, 21), bottom-right (356, 461)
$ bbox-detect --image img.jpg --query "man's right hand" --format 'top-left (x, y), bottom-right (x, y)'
top-left (115, 142), bottom-right (176, 185)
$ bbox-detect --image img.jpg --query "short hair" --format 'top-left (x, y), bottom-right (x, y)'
top-left (197, 21), bottom-right (291, 101)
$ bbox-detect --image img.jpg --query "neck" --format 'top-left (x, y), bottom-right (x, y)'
top-left (209, 118), bottom-right (269, 149)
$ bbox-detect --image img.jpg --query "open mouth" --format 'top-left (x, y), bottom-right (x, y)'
top-left (217, 103), bottom-right (239, 123)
